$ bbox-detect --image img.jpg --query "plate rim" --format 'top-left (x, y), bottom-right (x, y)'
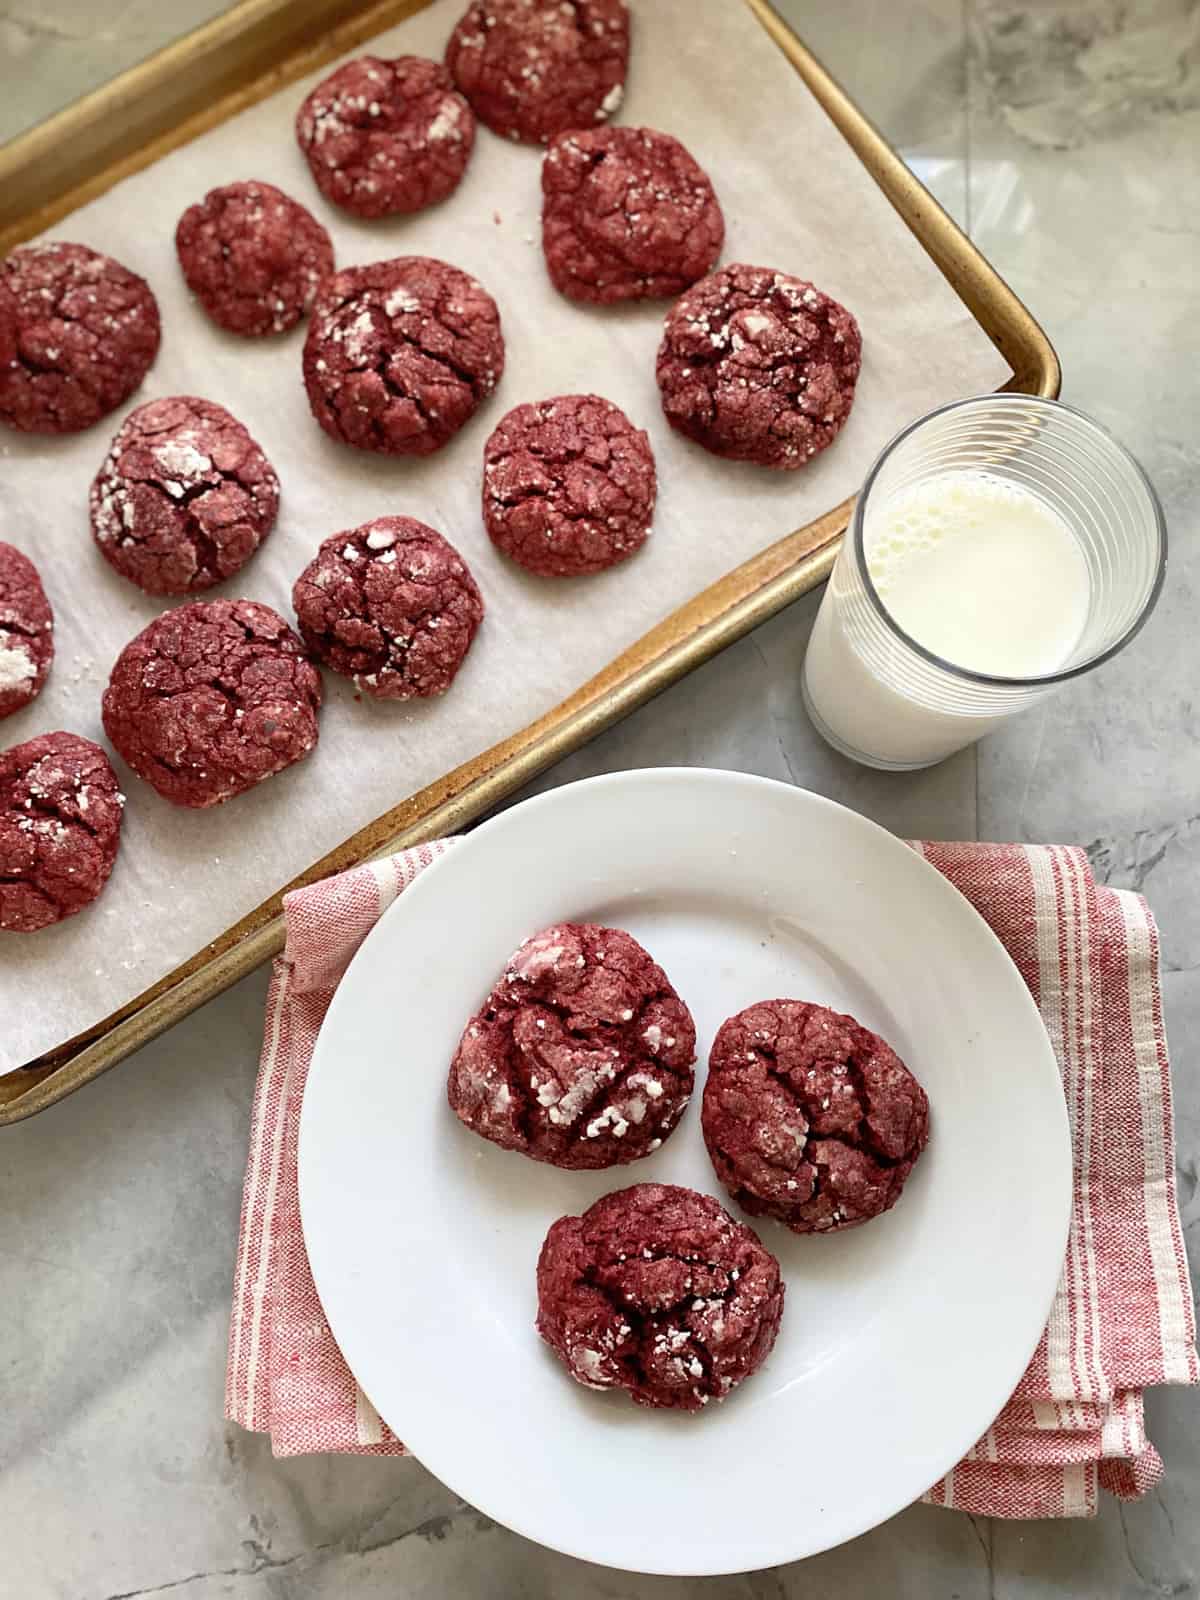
top-left (299, 767), bottom-right (1072, 1574)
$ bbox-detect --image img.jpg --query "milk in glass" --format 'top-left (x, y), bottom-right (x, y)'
top-left (804, 470), bottom-right (1091, 766)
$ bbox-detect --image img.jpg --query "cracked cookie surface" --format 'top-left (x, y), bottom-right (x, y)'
top-left (542, 126), bottom-right (723, 304)
top-left (536, 1182), bottom-right (785, 1411)
top-left (296, 55), bottom-right (474, 218)
top-left (482, 393), bottom-right (654, 576)
top-left (447, 922), bottom-right (695, 1169)
top-left (102, 599), bottom-right (322, 809)
top-left (702, 999), bottom-right (929, 1234)
top-left (292, 516), bottom-right (483, 698)
top-left (0, 732), bottom-right (125, 932)
top-left (656, 262), bottom-right (861, 470)
top-left (446, 0), bottom-right (629, 145)
top-left (0, 242), bottom-right (160, 435)
top-left (90, 397), bottom-right (280, 596)
top-left (302, 256), bottom-right (504, 455)
top-left (0, 542), bottom-right (54, 719)
top-left (175, 181), bottom-right (334, 337)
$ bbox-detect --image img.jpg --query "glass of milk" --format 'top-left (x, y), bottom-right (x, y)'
top-left (802, 395), bottom-right (1166, 769)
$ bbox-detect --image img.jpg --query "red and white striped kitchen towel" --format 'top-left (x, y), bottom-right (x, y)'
top-left (226, 838), bottom-right (1197, 1517)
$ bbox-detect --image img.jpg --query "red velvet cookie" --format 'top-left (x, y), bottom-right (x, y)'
top-left (542, 126), bottom-right (724, 304)
top-left (296, 55), bottom-right (474, 219)
top-left (702, 1000), bottom-right (929, 1234)
top-left (446, 0), bottom-right (629, 145)
top-left (175, 181), bottom-right (334, 337)
top-left (292, 517), bottom-right (483, 698)
top-left (0, 542), bottom-right (54, 719)
top-left (102, 599), bottom-right (322, 809)
top-left (536, 1183), bottom-right (785, 1411)
top-left (448, 922), bottom-right (695, 1169)
top-left (0, 732), bottom-right (125, 932)
top-left (90, 397), bottom-right (280, 596)
top-left (482, 394), bottom-right (654, 576)
top-left (656, 263), bottom-right (862, 470)
top-left (303, 257), bottom-right (504, 456)
top-left (0, 242), bottom-right (160, 435)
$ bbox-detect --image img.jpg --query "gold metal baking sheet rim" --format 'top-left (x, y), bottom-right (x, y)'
top-left (0, 0), bottom-right (1059, 1122)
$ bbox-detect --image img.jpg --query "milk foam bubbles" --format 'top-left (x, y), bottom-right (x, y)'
top-left (865, 471), bottom-right (1089, 678)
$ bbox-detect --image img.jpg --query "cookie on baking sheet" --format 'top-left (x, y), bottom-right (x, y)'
top-left (175, 181), bottom-right (334, 337)
top-left (482, 393), bottom-right (655, 577)
top-left (536, 1183), bottom-right (785, 1411)
top-left (702, 999), bottom-right (930, 1234)
top-left (446, 0), bottom-right (629, 145)
top-left (296, 55), bottom-right (474, 219)
top-left (0, 732), bottom-right (125, 933)
top-left (102, 599), bottom-right (322, 809)
top-left (302, 256), bottom-right (504, 456)
top-left (90, 397), bottom-right (280, 597)
top-left (0, 242), bottom-right (160, 435)
top-left (542, 126), bottom-right (724, 304)
top-left (447, 922), bottom-right (696, 1169)
top-left (0, 541), bottom-right (53, 719)
top-left (292, 516), bottom-right (484, 699)
top-left (656, 263), bottom-right (862, 470)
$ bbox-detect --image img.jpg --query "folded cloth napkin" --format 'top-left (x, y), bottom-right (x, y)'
top-left (226, 839), bottom-right (1197, 1516)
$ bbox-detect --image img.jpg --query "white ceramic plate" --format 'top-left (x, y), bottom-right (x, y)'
top-left (299, 769), bottom-right (1070, 1575)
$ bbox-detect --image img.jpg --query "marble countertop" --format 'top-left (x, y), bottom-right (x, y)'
top-left (2, 1), bottom-right (1197, 1595)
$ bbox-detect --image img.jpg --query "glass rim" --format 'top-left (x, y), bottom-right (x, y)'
top-left (851, 393), bottom-right (1168, 690)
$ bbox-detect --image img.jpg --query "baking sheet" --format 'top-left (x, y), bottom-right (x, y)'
top-left (0, 0), bottom-right (1009, 1068)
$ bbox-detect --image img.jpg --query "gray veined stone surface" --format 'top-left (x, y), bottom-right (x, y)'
top-left (1, 0), bottom-right (1198, 1594)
